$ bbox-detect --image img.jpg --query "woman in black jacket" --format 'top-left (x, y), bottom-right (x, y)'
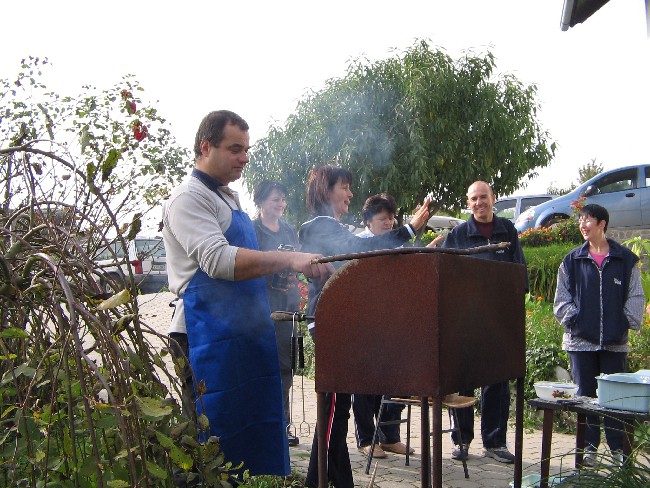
top-left (300, 165), bottom-right (430, 487)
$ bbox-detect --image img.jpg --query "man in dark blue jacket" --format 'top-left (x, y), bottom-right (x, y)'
top-left (442, 180), bottom-right (527, 464)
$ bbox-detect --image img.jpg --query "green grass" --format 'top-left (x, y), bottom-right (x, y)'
top-left (242, 472), bottom-right (306, 487)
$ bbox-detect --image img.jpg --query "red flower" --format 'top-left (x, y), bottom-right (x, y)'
top-left (132, 120), bottom-right (148, 142)
top-left (120, 89), bottom-right (132, 100)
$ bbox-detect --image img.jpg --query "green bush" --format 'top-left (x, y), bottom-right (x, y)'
top-left (628, 322), bottom-right (650, 372)
top-left (522, 295), bottom-right (575, 431)
top-left (523, 243), bottom-right (577, 302)
top-left (0, 60), bottom-right (232, 487)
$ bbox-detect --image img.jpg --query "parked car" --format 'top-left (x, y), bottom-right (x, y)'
top-left (515, 164), bottom-right (650, 233)
top-left (425, 215), bottom-right (464, 234)
top-left (94, 237), bottom-right (167, 294)
top-left (354, 214), bottom-right (463, 237)
top-left (493, 194), bottom-right (556, 223)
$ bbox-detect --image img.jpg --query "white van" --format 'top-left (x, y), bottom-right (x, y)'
top-left (494, 194), bottom-right (556, 223)
top-left (94, 237), bottom-right (167, 294)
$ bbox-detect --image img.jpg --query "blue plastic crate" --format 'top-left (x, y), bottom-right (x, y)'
top-left (596, 373), bottom-right (650, 413)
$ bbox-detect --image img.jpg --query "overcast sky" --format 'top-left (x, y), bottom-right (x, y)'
top-left (3, 0), bottom-right (649, 216)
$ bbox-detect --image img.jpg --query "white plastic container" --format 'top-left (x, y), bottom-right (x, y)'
top-left (533, 381), bottom-right (579, 401)
top-left (596, 373), bottom-right (650, 413)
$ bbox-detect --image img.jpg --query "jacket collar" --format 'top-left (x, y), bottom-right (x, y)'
top-left (575, 238), bottom-right (625, 260)
top-left (466, 214), bottom-right (508, 237)
top-left (191, 168), bottom-right (223, 193)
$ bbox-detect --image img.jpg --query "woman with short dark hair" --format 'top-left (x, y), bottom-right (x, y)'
top-left (554, 203), bottom-right (645, 466)
top-left (253, 180), bottom-right (301, 447)
top-left (352, 192), bottom-right (414, 459)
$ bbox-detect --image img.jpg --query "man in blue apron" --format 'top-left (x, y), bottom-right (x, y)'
top-left (162, 110), bottom-right (332, 478)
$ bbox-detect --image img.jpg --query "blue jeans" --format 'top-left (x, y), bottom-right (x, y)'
top-left (569, 350), bottom-right (627, 452)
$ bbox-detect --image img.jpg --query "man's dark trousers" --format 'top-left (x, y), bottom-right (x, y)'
top-left (450, 381), bottom-right (510, 448)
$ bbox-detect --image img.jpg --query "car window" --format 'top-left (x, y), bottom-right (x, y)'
top-left (521, 196), bottom-right (552, 213)
top-left (494, 199), bottom-right (516, 220)
top-left (645, 166), bottom-right (650, 188)
top-left (95, 242), bottom-right (126, 261)
top-left (135, 239), bottom-right (166, 259)
top-left (593, 168), bottom-right (637, 195)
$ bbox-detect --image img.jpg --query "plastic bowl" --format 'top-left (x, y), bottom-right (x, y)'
top-left (534, 381), bottom-right (579, 401)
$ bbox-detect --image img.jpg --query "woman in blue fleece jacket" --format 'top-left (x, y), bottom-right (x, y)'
top-left (554, 204), bottom-right (645, 465)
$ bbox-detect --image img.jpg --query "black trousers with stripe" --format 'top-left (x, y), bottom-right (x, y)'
top-left (305, 392), bottom-right (354, 488)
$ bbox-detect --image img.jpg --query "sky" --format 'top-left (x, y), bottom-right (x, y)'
top-left (2, 0), bottom-right (649, 221)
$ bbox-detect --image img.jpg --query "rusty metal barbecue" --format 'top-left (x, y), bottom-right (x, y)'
top-left (309, 251), bottom-right (526, 488)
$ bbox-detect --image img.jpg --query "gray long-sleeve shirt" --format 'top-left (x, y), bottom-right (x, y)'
top-left (162, 173), bottom-right (242, 334)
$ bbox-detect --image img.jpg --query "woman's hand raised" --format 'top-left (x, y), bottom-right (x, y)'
top-left (409, 197), bottom-right (432, 231)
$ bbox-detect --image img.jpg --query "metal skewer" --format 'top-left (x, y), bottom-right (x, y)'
top-left (309, 242), bottom-right (510, 264)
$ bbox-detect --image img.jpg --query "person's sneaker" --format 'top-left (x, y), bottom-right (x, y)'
top-left (582, 452), bottom-right (598, 468)
top-left (287, 432), bottom-right (299, 447)
top-left (451, 444), bottom-right (469, 460)
top-left (484, 447), bottom-right (515, 464)
top-left (611, 450), bottom-right (625, 466)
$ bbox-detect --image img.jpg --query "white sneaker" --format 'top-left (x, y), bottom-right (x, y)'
top-left (582, 452), bottom-right (597, 468)
top-left (611, 450), bottom-right (624, 466)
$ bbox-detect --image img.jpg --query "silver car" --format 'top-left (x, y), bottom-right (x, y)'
top-left (425, 215), bottom-right (464, 234)
top-left (95, 237), bottom-right (167, 294)
top-left (515, 164), bottom-right (650, 232)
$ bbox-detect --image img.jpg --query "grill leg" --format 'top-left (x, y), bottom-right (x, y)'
top-left (364, 399), bottom-right (386, 474)
top-left (451, 408), bottom-right (469, 478)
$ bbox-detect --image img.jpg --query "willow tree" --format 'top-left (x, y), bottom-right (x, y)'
top-left (244, 40), bottom-right (556, 226)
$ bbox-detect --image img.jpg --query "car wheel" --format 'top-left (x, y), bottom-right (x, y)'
top-left (542, 215), bottom-right (569, 228)
top-left (101, 272), bottom-right (125, 294)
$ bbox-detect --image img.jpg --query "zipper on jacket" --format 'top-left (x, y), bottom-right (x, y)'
top-left (595, 255), bottom-right (610, 347)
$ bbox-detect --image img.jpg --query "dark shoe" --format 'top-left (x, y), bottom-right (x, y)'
top-left (451, 444), bottom-right (469, 460)
top-left (484, 446), bottom-right (515, 464)
top-left (287, 432), bottom-right (299, 447)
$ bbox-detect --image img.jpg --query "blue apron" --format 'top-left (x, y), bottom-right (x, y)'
top-left (184, 191), bottom-right (289, 476)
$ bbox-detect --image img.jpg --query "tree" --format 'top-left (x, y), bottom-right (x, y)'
top-left (546, 158), bottom-right (604, 195)
top-left (244, 40), bottom-right (556, 225)
top-left (546, 181), bottom-right (575, 196)
top-left (578, 158), bottom-right (603, 184)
